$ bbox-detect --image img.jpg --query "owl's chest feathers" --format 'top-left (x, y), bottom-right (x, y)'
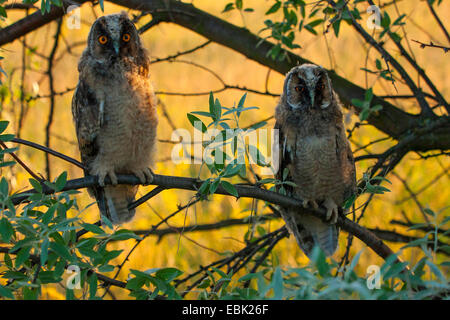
top-left (284, 121), bottom-right (341, 190)
top-left (84, 67), bottom-right (156, 166)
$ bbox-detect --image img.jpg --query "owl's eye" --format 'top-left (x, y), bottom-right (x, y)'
top-left (98, 35), bottom-right (108, 45)
top-left (122, 33), bottom-right (131, 42)
top-left (295, 85), bottom-right (305, 94)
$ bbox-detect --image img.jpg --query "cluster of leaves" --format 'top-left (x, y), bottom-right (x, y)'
top-left (186, 92), bottom-right (270, 199)
top-left (351, 88), bottom-right (383, 121)
top-left (193, 243), bottom-right (449, 300)
top-left (259, 0), bottom-right (360, 60)
top-left (361, 58), bottom-right (395, 83)
top-left (0, 174), bottom-right (183, 299)
top-left (0, 121), bottom-right (183, 300)
top-left (126, 268), bottom-right (183, 300)
top-left (222, 0), bottom-right (253, 14)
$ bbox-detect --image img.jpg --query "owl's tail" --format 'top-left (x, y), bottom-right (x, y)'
top-left (281, 209), bottom-right (339, 257)
top-left (91, 185), bottom-right (138, 225)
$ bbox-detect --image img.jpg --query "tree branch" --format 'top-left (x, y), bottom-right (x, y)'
top-left (11, 173), bottom-right (402, 264)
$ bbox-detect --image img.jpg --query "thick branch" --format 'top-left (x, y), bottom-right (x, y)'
top-left (0, 1), bottom-right (88, 46)
top-left (108, 0), bottom-right (449, 152)
top-left (12, 173), bottom-right (400, 263)
top-left (1, 0), bottom-right (449, 151)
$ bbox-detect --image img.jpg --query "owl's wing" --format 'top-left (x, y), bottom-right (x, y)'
top-left (72, 80), bottom-right (108, 214)
top-left (274, 121), bottom-right (294, 195)
top-left (335, 124), bottom-right (357, 206)
top-left (72, 79), bottom-right (102, 168)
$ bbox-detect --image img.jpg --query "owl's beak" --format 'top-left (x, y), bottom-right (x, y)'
top-left (309, 88), bottom-right (315, 108)
top-left (113, 41), bottom-right (120, 55)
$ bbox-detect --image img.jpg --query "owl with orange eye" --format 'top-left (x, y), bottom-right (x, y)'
top-left (72, 12), bottom-right (158, 224)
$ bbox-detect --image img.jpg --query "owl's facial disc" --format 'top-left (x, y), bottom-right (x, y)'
top-left (286, 65), bottom-right (333, 111)
top-left (285, 73), bottom-right (310, 110)
top-left (90, 14), bottom-right (139, 61)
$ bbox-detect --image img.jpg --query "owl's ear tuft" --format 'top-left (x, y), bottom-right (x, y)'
top-left (119, 11), bottom-right (129, 19)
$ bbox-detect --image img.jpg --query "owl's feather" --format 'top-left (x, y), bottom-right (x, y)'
top-left (72, 13), bottom-right (158, 224)
top-left (275, 121), bottom-right (340, 257)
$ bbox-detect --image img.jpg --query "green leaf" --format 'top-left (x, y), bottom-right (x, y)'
top-left (222, 3), bottom-right (235, 13)
top-left (248, 145), bottom-right (267, 166)
top-left (383, 262), bottom-right (408, 279)
top-left (40, 238), bottom-right (49, 266)
top-left (271, 267), bottom-right (283, 300)
top-left (375, 59), bottom-right (382, 70)
top-left (304, 24), bottom-right (318, 35)
top-left (88, 273), bottom-right (98, 299)
top-left (101, 215), bottom-right (113, 230)
top-left (0, 217), bottom-right (14, 242)
top-left (0, 6), bottom-right (7, 18)
top-left (198, 180), bottom-right (210, 196)
top-left (49, 241), bottom-right (72, 261)
top-left (38, 271), bottom-right (62, 284)
top-left (345, 249), bottom-right (364, 280)
top-left (109, 229), bottom-right (141, 241)
top-left (392, 14), bottom-right (406, 26)
top-left (187, 113), bottom-right (207, 133)
top-left (0, 177), bottom-right (9, 196)
top-left (213, 98), bottom-right (222, 121)
top-left (155, 268), bottom-right (183, 282)
top-left (4, 253), bottom-right (12, 269)
top-left (0, 134), bottom-right (15, 142)
top-left (29, 178), bottom-right (43, 193)
top-left (81, 223), bottom-right (105, 235)
top-left (0, 146), bottom-right (19, 155)
top-left (0, 285), bottom-right (14, 299)
top-left (0, 160), bottom-right (15, 168)
top-left (15, 246), bottom-right (31, 268)
top-left (54, 171), bottom-right (67, 192)
top-left (426, 260), bottom-right (446, 282)
top-left (342, 194), bottom-right (356, 210)
top-left (332, 19), bottom-right (341, 37)
top-left (190, 111), bottom-right (214, 118)
top-left (209, 179), bottom-right (220, 195)
top-left (221, 181), bottom-right (238, 197)
top-left (381, 12), bottom-right (391, 29)
top-left (197, 278), bottom-right (211, 288)
top-left (0, 121), bottom-right (9, 134)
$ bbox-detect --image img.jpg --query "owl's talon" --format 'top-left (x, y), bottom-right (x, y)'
top-left (98, 174), bottom-right (106, 187)
top-left (323, 198), bottom-right (339, 224)
top-left (109, 171), bottom-right (118, 185)
top-left (96, 170), bottom-right (118, 187)
top-left (133, 168), bottom-right (153, 185)
top-left (302, 199), bottom-right (319, 209)
top-left (144, 168), bottom-right (154, 184)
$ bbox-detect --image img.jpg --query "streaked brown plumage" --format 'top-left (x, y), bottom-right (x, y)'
top-left (274, 64), bottom-right (356, 257)
top-left (72, 12), bottom-right (158, 224)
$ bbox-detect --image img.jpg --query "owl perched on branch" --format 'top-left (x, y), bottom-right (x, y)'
top-left (72, 12), bottom-right (158, 224)
top-left (274, 64), bottom-right (356, 257)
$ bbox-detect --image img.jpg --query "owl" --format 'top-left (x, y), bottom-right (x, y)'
top-left (72, 12), bottom-right (158, 224)
top-left (274, 64), bottom-right (356, 257)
